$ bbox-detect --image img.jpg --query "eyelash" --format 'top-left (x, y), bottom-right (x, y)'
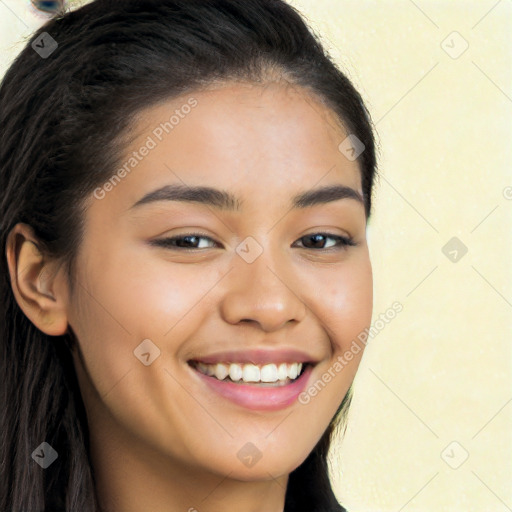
top-left (150, 232), bottom-right (357, 251)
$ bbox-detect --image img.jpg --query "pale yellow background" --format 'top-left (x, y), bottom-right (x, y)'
top-left (1, 1), bottom-right (511, 511)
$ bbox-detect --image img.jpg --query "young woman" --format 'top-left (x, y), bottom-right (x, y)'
top-left (0, 1), bottom-right (377, 510)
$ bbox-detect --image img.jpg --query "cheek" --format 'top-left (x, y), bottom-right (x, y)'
top-left (78, 242), bottom-right (217, 339)
top-left (69, 252), bottom-right (221, 458)
top-left (72, 250), bottom-right (227, 413)
top-left (293, 256), bottom-right (372, 434)
top-left (310, 255), bottom-right (373, 353)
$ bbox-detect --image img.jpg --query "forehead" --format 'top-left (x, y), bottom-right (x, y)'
top-left (135, 80), bottom-right (351, 158)
top-left (90, 81), bottom-right (363, 216)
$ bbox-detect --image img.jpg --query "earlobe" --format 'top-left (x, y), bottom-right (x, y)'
top-left (5, 223), bottom-right (69, 336)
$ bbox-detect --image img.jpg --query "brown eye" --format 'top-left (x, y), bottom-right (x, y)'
top-left (150, 234), bottom-right (219, 250)
top-left (295, 233), bottom-right (356, 250)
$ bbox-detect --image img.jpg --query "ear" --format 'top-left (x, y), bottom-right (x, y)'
top-left (5, 223), bottom-right (69, 336)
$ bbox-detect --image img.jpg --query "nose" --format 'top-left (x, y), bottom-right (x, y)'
top-left (220, 247), bottom-right (307, 332)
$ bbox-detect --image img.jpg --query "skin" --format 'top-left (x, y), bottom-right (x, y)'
top-left (6, 80), bottom-right (372, 512)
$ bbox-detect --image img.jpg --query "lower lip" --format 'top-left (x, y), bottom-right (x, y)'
top-left (190, 364), bottom-right (313, 411)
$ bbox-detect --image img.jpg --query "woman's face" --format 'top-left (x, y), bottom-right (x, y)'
top-left (68, 81), bottom-right (372, 482)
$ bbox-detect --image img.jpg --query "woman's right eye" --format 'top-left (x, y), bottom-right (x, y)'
top-left (150, 234), bottom-right (219, 250)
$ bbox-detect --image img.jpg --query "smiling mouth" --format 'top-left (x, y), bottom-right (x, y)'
top-left (187, 360), bottom-right (311, 387)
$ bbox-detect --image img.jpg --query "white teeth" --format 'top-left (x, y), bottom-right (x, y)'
top-left (229, 363), bottom-right (243, 382)
top-left (214, 363), bottom-right (229, 381)
top-left (260, 363), bottom-right (278, 382)
top-left (277, 363), bottom-right (288, 380)
top-left (195, 361), bottom-right (305, 383)
top-left (242, 364), bottom-right (260, 382)
top-left (288, 362), bottom-right (299, 380)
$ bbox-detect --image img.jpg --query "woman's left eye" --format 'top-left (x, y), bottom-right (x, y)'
top-left (294, 233), bottom-right (357, 250)
top-left (150, 232), bottom-right (356, 251)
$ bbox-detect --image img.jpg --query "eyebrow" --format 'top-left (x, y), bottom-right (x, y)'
top-left (129, 183), bottom-right (364, 211)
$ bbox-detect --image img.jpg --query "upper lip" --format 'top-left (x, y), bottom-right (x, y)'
top-left (188, 348), bottom-right (321, 366)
